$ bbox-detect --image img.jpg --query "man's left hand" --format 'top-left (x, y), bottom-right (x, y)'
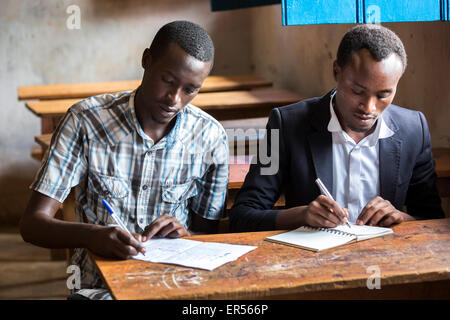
top-left (141, 214), bottom-right (191, 241)
top-left (357, 196), bottom-right (414, 227)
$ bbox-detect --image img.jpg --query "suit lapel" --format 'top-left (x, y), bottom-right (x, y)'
top-left (307, 90), bottom-right (334, 192)
top-left (379, 109), bottom-right (401, 202)
top-left (308, 132), bottom-right (333, 191)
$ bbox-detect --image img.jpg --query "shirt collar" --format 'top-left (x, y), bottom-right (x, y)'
top-left (327, 90), bottom-right (394, 146)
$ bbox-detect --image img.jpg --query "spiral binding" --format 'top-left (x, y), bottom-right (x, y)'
top-left (301, 226), bottom-right (354, 237)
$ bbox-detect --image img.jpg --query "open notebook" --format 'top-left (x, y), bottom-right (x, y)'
top-left (266, 223), bottom-right (393, 252)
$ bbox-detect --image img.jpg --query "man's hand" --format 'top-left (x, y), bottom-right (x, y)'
top-left (302, 195), bottom-right (348, 228)
top-left (88, 226), bottom-right (145, 259)
top-left (357, 196), bottom-right (414, 227)
top-left (142, 214), bottom-right (191, 241)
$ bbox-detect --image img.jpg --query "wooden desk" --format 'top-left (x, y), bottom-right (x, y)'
top-left (17, 75), bottom-right (272, 100)
top-left (92, 219), bottom-right (450, 300)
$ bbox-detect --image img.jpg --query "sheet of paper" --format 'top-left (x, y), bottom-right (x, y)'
top-left (133, 238), bottom-right (199, 260)
top-left (132, 238), bottom-right (257, 271)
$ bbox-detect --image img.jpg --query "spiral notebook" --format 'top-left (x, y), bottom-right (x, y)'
top-left (266, 223), bottom-right (393, 252)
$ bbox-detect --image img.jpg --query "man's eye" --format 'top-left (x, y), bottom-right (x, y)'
top-left (162, 77), bottom-right (173, 84)
top-left (184, 87), bottom-right (196, 95)
top-left (351, 89), bottom-right (363, 95)
top-left (377, 94), bottom-right (390, 99)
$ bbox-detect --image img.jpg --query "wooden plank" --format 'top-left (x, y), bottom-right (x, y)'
top-left (17, 75), bottom-right (272, 100)
top-left (92, 219), bottom-right (450, 300)
top-left (434, 148), bottom-right (450, 178)
top-left (25, 89), bottom-right (303, 119)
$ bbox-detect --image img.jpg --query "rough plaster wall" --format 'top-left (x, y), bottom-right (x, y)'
top-left (0, 0), bottom-right (252, 224)
top-left (248, 5), bottom-right (450, 216)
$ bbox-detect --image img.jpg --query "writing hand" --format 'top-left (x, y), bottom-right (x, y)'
top-left (141, 214), bottom-right (191, 241)
top-left (303, 195), bottom-right (349, 228)
top-left (88, 226), bottom-right (145, 259)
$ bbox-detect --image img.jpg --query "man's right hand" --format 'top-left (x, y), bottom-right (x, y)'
top-left (87, 226), bottom-right (146, 260)
top-left (302, 195), bottom-right (348, 228)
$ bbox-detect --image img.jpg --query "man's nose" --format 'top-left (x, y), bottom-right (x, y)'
top-left (167, 88), bottom-right (181, 105)
top-left (359, 96), bottom-right (377, 114)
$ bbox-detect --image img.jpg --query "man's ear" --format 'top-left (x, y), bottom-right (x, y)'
top-left (332, 60), bottom-right (340, 81)
top-left (142, 48), bottom-right (152, 70)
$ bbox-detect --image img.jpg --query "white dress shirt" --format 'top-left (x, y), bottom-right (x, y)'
top-left (328, 91), bottom-right (394, 223)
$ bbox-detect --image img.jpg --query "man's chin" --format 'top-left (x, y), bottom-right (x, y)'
top-left (151, 114), bottom-right (175, 125)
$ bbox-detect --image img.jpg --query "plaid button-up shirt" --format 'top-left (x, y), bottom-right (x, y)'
top-left (31, 90), bottom-right (229, 299)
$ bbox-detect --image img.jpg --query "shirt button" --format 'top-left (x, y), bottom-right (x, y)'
top-left (139, 218), bottom-right (144, 224)
top-left (142, 185), bottom-right (148, 190)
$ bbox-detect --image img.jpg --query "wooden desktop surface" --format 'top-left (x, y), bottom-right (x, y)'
top-left (92, 219), bottom-right (450, 300)
top-left (17, 74), bottom-right (272, 100)
top-left (25, 88), bottom-right (303, 119)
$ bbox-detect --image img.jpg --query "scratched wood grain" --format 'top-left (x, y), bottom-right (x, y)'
top-left (92, 219), bottom-right (450, 300)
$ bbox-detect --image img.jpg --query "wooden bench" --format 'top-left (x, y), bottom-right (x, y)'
top-left (17, 75), bottom-right (272, 100)
top-left (25, 88), bottom-right (303, 134)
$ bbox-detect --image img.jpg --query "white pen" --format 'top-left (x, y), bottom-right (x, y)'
top-left (314, 178), bottom-right (351, 228)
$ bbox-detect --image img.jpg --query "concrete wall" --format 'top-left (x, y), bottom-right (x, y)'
top-left (0, 0), bottom-right (252, 224)
top-left (249, 5), bottom-right (450, 147)
top-left (248, 4), bottom-right (450, 215)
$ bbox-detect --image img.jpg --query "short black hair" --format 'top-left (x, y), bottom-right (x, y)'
top-left (337, 24), bottom-right (407, 73)
top-left (149, 20), bottom-right (214, 66)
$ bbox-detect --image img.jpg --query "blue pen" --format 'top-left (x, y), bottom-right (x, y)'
top-left (102, 198), bottom-right (132, 235)
top-left (102, 199), bottom-right (145, 255)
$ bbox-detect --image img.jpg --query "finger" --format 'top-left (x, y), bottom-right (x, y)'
top-left (166, 227), bottom-right (190, 239)
top-left (309, 201), bottom-right (340, 227)
top-left (379, 214), bottom-right (395, 227)
top-left (366, 207), bottom-right (389, 226)
top-left (116, 229), bottom-right (145, 252)
top-left (310, 213), bottom-right (338, 228)
top-left (154, 221), bottom-right (183, 238)
top-left (379, 211), bottom-right (402, 227)
top-left (343, 208), bottom-right (349, 219)
top-left (132, 233), bottom-right (142, 242)
top-left (316, 195), bottom-right (346, 223)
top-left (357, 197), bottom-right (384, 225)
top-left (142, 215), bottom-right (174, 240)
top-left (367, 200), bottom-right (395, 226)
top-left (113, 242), bottom-right (137, 260)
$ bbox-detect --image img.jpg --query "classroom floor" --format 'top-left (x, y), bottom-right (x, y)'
top-left (0, 226), bottom-right (69, 300)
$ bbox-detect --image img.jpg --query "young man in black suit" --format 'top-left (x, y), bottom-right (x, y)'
top-left (230, 24), bottom-right (444, 232)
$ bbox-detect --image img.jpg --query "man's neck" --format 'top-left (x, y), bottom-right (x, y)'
top-left (332, 96), bottom-right (376, 145)
top-left (135, 89), bottom-right (175, 144)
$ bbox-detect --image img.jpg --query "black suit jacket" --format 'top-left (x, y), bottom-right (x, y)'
top-left (230, 89), bottom-right (444, 232)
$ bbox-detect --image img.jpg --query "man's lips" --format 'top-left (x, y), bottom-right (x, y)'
top-left (354, 113), bottom-right (376, 121)
top-left (159, 104), bottom-right (177, 114)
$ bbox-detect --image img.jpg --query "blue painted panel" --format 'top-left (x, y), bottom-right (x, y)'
top-left (210, 0), bottom-right (280, 12)
top-left (442, 0), bottom-right (450, 21)
top-left (282, 0), bottom-right (356, 26)
top-left (364, 0), bottom-right (441, 23)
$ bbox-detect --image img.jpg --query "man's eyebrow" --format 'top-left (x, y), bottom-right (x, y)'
top-left (166, 70), bottom-right (201, 88)
top-left (353, 81), bottom-right (393, 93)
top-left (353, 81), bottom-right (368, 90)
top-left (165, 70), bottom-right (179, 81)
